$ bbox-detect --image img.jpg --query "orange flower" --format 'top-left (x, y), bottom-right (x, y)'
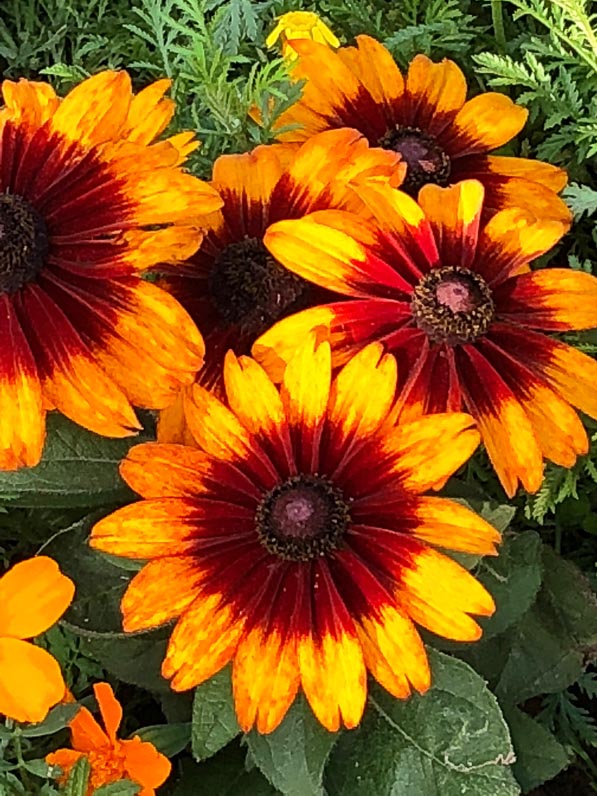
top-left (0, 556), bottom-right (74, 723)
top-left (0, 71), bottom-right (222, 470)
top-left (47, 682), bottom-right (171, 795)
top-left (156, 128), bottom-right (403, 443)
top-left (266, 11), bottom-right (339, 60)
top-left (91, 338), bottom-right (499, 734)
top-left (256, 179), bottom-right (597, 496)
top-left (272, 36), bottom-right (571, 222)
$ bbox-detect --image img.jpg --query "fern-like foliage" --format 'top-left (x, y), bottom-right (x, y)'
top-left (539, 672), bottom-right (597, 749)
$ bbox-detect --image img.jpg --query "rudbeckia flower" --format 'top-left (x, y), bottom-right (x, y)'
top-left (272, 35), bottom-right (571, 222)
top-left (156, 127), bottom-right (403, 443)
top-left (0, 556), bottom-right (74, 723)
top-left (257, 180), bottom-right (597, 497)
top-left (47, 682), bottom-right (171, 795)
top-left (0, 71), bottom-right (222, 470)
top-left (90, 337), bottom-right (499, 734)
top-left (266, 11), bottom-right (340, 60)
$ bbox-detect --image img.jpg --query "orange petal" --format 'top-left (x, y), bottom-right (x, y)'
top-left (122, 736), bottom-right (172, 790)
top-left (406, 54), bottom-right (467, 133)
top-left (481, 172), bottom-right (572, 225)
top-left (418, 180), bottom-right (484, 268)
top-left (449, 93), bottom-right (528, 154)
top-left (1, 79), bottom-right (60, 127)
top-left (233, 627), bottom-right (300, 734)
top-left (125, 78), bottom-right (175, 145)
top-left (397, 547), bottom-right (495, 641)
top-left (120, 557), bottom-right (204, 633)
top-left (0, 638), bottom-right (65, 724)
top-left (94, 682), bottom-right (122, 743)
top-left (338, 35), bottom-right (405, 106)
top-left (69, 705), bottom-right (110, 752)
top-left (127, 168), bottom-right (223, 225)
top-left (0, 556), bottom-right (74, 639)
top-left (484, 155), bottom-right (568, 192)
top-left (163, 594), bottom-right (244, 691)
top-left (456, 344), bottom-right (543, 496)
top-left (0, 295), bottom-right (45, 470)
top-left (46, 749), bottom-right (85, 778)
top-left (156, 387), bottom-right (197, 447)
top-left (538, 338), bottom-right (597, 421)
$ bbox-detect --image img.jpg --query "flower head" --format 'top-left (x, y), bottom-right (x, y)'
top-left (156, 128), bottom-right (403, 443)
top-left (91, 338), bottom-right (499, 734)
top-left (273, 35), bottom-right (570, 222)
top-left (0, 556), bottom-right (74, 723)
top-left (47, 682), bottom-right (171, 795)
top-left (257, 179), bottom-right (597, 496)
top-left (0, 71), bottom-right (222, 470)
top-left (266, 12), bottom-right (339, 60)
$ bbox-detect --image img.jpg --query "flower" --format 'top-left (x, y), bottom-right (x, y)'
top-left (47, 682), bottom-right (171, 795)
top-left (0, 71), bottom-right (222, 470)
top-left (256, 179), bottom-right (597, 497)
top-left (90, 337), bottom-right (499, 734)
top-left (271, 35), bottom-right (571, 222)
top-left (156, 127), bottom-right (404, 443)
top-left (0, 556), bottom-right (74, 723)
top-left (266, 11), bottom-right (339, 60)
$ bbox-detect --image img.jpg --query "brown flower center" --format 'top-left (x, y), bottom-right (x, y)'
top-left (256, 474), bottom-right (350, 561)
top-left (378, 126), bottom-right (451, 196)
top-left (411, 266), bottom-right (495, 344)
top-left (0, 193), bottom-right (49, 294)
top-left (208, 236), bottom-right (308, 335)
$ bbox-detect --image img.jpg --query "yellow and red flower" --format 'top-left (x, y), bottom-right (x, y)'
top-left (272, 36), bottom-right (570, 222)
top-left (0, 556), bottom-right (74, 723)
top-left (156, 127), bottom-right (403, 443)
top-left (266, 11), bottom-right (340, 60)
top-left (0, 71), bottom-right (222, 470)
top-left (91, 337), bottom-right (499, 734)
top-left (47, 682), bottom-right (171, 795)
top-left (256, 179), bottom-right (597, 497)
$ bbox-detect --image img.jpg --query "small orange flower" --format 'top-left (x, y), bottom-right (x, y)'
top-left (0, 556), bottom-right (74, 723)
top-left (47, 682), bottom-right (171, 795)
top-left (266, 11), bottom-right (339, 60)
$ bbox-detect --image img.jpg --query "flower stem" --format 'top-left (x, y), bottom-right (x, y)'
top-left (491, 0), bottom-right (507, 52)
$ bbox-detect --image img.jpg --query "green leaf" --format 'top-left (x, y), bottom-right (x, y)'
top-left (94, 782), bottom-right (140, 795)
top-left (21, 703), bottom-right (79, 737)
top-left (23, 758), bottom-right (52, 778)
top-left (192, 666), bottom-right (241, 761)
top-left (175, 743), bottom-right (277, 796)
top-left (462, 546), bottom-right (597, 705)
top-left (0, 413), bottom-right (151, 507)
top-left (503, 707), bottom-right (570, 793)
top-left (63, 757), bottom-right (90, 796)
top-left (247, 696), bottom-right (338, 796)
top-left (136, 722), bottom-right (192, 756)
top-left (325, 650), bottom-right (518, 796)
top-left (476, 532), bottom-right (544, 639)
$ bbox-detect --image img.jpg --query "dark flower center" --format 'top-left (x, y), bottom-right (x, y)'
top-left (256, 474), bottom-right (351, 562)
top-left (377, 126), bottom-right (451, 196)
top-left (0, 193), bottom-right (49, 294)
top-left (411, 266), bottom-right (495, 344)
top-left (208, 237), bottom-right (308, 335)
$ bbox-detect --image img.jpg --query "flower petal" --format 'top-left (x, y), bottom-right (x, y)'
top-left (94, 682), bottom-right (122, 743)
top-left (405, 54), bottom-right (467, 135)
top-left (447, 93), bottom-right (528, 155)
top-left (122, 736), bottom-right (172, 790)
top-left (483, 155), bottom-right (568, 191)
top-left (0, 638), bottom-right (65, 724)
top-left (0, 556), bottom-right (74, 639)
top-left (337, 35), bottom-right (405, 107)
top-left (68, 705), bottom-right (110, 752)
top-left (1, 79), bottom-right (60, 127)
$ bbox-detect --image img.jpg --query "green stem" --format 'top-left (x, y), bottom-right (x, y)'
top-left (12, 728), bottom-right (34, 792)
top-left (491, 0), bottom-right (507, 53)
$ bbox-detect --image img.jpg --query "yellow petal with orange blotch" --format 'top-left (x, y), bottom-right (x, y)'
top-left (450, 93), bottom-right (528, 154)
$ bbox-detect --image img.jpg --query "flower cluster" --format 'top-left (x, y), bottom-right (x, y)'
top-left (1, 9), bottom-right (596, 792)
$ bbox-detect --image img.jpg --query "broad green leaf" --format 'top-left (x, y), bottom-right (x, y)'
top-left (462, 545), bottom-right (597, 705)
top-left (476, 532), bottom-right (543, 639)
top-left (503, 707), bottom-right (570, 793)
top-left (136, 722), bottom-right (192, 756)
top-left (175, 743), bottom-right (277, 796)
top-left (325, 650), bottom-right (518, 796)
top-left (23, 758), bottom-right (52, 778)
top-left (21, 703), bottom-right (79, 737)
top-left (192, 667), bottom-right (241, 761)
top-left (94, 781), bottom-right (140, 795)
top-left (247, 696), bottom-right (338, 796)
top-left (0, 413), bottom-right (151, 507)
top-left (63, 757), bottom-right (90, 796)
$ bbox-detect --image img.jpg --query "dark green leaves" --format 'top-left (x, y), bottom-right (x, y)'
top-left (325, 650), bottom-right (518, 796)
top-left (192, 667), bottom-right (241, 761)
top-left (0, 414), bottom-right (150, 507)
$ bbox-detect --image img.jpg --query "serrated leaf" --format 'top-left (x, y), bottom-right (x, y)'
top-left (0, 413), bottom-right (151, 507)
top-left (63, 757), bottom-right (90, 796)
top-left (503, 707), bottom-right (570, 793)
top-left (247, 696), bottom-right (338, 796)
top-left (325, 650), bottom-right (518, 796)
top-left (136, 722), bottom-right (191, 757)
top-left (192, 666), bottom-right (241, 761)
top-left (94, 781), bottom-right (140, 795)
top-left (477, 532), bottom-right (543, 639)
